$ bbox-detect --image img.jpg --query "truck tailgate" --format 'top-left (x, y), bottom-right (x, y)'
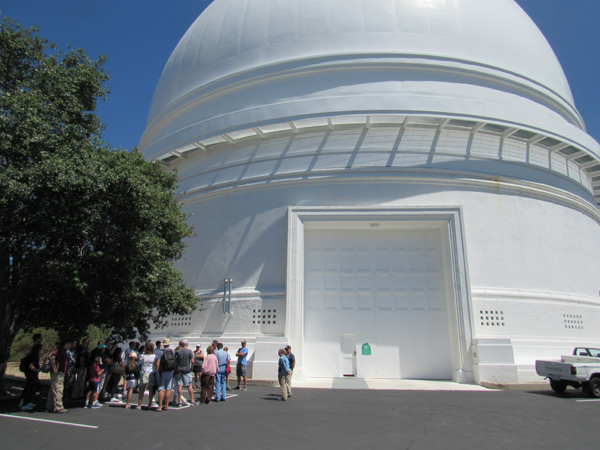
top-left (536, 360), bottom-right (573, 378)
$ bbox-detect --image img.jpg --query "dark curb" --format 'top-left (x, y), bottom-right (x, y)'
top-left (480, 381), bottom-right (549, 391)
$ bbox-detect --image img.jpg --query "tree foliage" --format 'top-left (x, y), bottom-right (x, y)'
top-left (9, 326), bottom-right (112, 363)
top-left (0, 18), bottom-right (197, 372)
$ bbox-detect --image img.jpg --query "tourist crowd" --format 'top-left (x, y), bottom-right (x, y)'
top-left (18, 333), bottom-right (295, 412)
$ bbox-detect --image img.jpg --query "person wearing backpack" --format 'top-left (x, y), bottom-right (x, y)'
top-left (155, 338), bottom-right (176, 411)
top-left (71, 338), bottom-right (90, 400)
top-left (19, 340), bottom-right (43, 411)
top-left (175, 340), bottom-right (196, 407)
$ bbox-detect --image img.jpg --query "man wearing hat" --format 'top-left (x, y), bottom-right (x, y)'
top-left (155, 338), bottom-right (176, 411)
top-left (235, 340), bottom-right (249, 391)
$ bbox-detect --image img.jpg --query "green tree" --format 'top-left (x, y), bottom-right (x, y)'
top-left (0, 19), bottom-right (197, 393)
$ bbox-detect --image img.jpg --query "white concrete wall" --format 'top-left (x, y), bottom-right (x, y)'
top-left (168, 143), bottom-right (600, 382)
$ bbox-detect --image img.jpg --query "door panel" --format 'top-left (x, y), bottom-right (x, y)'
top-left (304, 227), bottom-right (452, 379)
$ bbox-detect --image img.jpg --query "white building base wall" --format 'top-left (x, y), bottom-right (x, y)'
top-left (251, 337), bottom-right (289, 381)
top-left (472, 339), bottom-right (519, 384)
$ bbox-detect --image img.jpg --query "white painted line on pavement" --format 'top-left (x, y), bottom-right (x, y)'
top-left (576, 399), bottom-right (600, 402)
top-left (0, 413), bottom-right (98, 429)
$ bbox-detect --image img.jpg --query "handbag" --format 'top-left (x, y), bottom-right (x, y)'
top-left (40, 354), bottom-right (53, 373)
top-left (111, 361), bottom-right (124, 374)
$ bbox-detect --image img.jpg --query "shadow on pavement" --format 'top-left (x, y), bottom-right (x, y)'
top-left (526, 389), bottom-right (591, 400)
top-left (260, 394), bottom-right (282, 401)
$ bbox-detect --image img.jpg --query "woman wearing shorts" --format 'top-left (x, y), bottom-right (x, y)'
top-left (124, 353), bottom-right (139, 409)
top-left (138, 343), bottom-right (157, 409)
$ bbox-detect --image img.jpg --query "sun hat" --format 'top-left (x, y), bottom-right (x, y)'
top-left (163, 337), bottom-right (172, 346)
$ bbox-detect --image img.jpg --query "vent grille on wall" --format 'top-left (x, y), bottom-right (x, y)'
top-left (169, 315), bottom-right (192, 327)
top-left (253, 309), bottom-right (276, 325)
top-left (563, 314), bottom-right (584, 330)
top-left (479, 310), bottom-right (505, 327)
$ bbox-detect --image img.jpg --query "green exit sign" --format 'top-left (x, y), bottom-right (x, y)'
top-left (362, 343), bottom-right (371, 355)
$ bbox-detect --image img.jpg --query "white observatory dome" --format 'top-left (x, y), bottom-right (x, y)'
top-left (140, 0), bottom-right (600, 386)
top-left (140, 0), bottom-right (596, 162)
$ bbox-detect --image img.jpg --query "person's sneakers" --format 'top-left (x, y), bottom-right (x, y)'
top-left (92, 402), bottom-right (103, 409)
top-left (226, 386), bottom-right (231, 391)
top-left (55, 409), bottom-right (70, 413)
top-left (234, 386), bottom-right (241, 390)
top-left (85, 403), bottom-right (92, 409)
top-left (23, 402), bottom-right (36, 411)
top-left (242, 387), bottom-right (247, 391)
top-left (189, 401), bottom-right (198, 406)
top-left (109, 397), bottom-right (122, 403)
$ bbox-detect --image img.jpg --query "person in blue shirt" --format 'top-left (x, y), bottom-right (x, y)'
top-left (214, 342), bottom-right (228, 402)
top-left (235, 340), bottom-right (249, 391)
top-left (278, 349), bottom-right (291, 401)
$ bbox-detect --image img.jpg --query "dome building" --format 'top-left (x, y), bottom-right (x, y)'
top-left (139, 0), bottom-right (600, 384)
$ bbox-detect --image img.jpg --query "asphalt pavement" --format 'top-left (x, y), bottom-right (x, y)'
top-left (1, 380), bottom-right (599, 450)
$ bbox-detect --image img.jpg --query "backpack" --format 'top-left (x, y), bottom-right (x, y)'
top-left (19, 355), bottom-right (30, 373)
top-left (161, 349), bottom-right (177, 371)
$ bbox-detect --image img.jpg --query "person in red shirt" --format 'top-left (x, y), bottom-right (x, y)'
top-left (46, 340), bottom-right (73, 413)
top-left (85, 357), bottom-right (104, 409)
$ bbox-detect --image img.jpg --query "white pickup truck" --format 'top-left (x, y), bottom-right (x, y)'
top-left (536, 347), bottom-right (600, 398)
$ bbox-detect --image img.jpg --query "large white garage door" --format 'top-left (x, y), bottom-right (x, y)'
top-left (304, 226), bottom-right (453, 379)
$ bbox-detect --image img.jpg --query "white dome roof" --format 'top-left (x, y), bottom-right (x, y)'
top-left (140, 0), bottom-right (589, 160)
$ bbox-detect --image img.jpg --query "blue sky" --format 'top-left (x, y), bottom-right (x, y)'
top-left (2, 0), bottom-right (599, 150)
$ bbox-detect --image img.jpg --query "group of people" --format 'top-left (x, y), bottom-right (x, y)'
top-left (18, 334), bottom-right (259, 413)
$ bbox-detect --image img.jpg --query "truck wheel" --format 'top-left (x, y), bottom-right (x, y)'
top-left (588, 377), bottom-right (600, 398)
top-left (550, 379), bottom-right (567, 394)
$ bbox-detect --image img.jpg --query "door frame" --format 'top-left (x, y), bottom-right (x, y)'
top-left (286, 206), bottom-right (475, 383)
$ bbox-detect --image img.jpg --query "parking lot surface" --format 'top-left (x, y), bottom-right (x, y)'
top-left (1, 382), bottom-right (599, 450)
